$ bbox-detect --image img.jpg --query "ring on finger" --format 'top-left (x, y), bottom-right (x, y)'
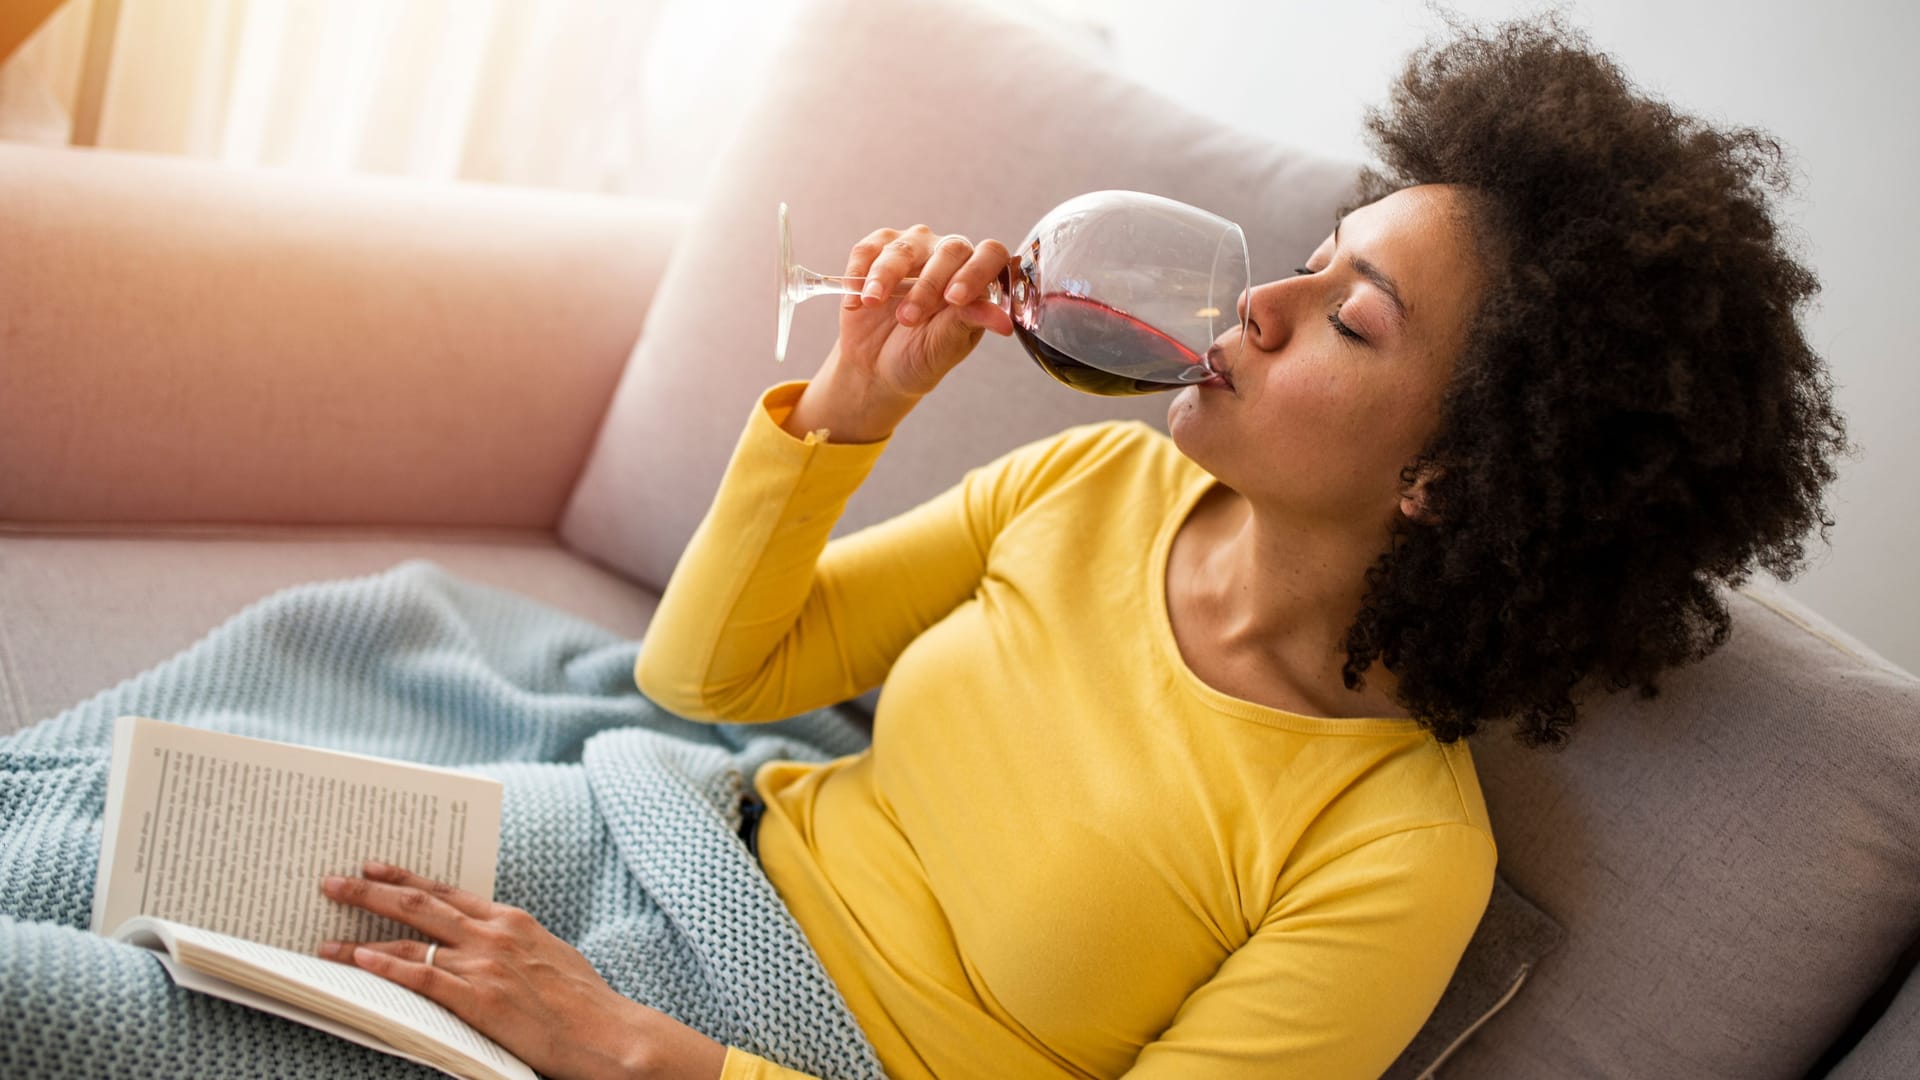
top-left (425, 942), bottom-right (439, 968)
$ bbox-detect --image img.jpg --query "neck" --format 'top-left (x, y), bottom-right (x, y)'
top-left (1187, 488), bottom-right (1404, 713)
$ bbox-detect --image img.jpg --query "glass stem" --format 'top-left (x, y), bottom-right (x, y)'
top-left (793, 266), bottom-right (1005, 305)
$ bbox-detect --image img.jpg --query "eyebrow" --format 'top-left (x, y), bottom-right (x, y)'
top-left (1333, 217), bottom-right (1409, 326)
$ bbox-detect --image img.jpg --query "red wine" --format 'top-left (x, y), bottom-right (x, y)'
top-left (1011, 292), bottom-right (1206, 396)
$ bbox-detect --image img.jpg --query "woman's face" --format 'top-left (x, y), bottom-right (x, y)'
top-left (1168, 183), bottom-right (1485, 530)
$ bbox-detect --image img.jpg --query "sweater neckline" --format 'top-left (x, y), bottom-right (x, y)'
top-left (1150, 463), bottom-right (1428, 736)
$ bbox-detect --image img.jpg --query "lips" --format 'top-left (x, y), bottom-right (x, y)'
top-left (1204, 344), bottom-right (1235, 391)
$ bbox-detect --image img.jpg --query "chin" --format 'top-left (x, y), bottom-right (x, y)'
top-left (1165, 388), bottom-right (1221, 470)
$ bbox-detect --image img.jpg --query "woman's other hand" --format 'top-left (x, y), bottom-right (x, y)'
top-left (784, 226), bottom-right (1014, 444)
top-left (320, 861), bottom-right (724, 1080)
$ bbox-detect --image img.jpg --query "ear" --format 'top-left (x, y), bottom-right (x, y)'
top-left (1398, 464), bottom-right (1443, 526)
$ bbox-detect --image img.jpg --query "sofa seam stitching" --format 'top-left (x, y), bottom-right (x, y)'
top-left (1732, 583), bottom-right (1881, 669)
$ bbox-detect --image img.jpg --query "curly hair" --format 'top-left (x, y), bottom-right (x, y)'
top-left (1337, 11), bottom-right (1850, 750)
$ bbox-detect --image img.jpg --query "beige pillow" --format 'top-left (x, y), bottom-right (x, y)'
top-left (557, 0), bottom-right (1359, 590)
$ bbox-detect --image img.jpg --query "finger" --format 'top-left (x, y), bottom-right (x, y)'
top-left (842, 229), bottom-right (897, 311)
top-left (860, 224), bottom-right (935, 308)
top-left (345, 943), bottom-right (475, 1014)
top-left (318, 938), bottom-right (432, 966)
top-left (953, 298), bottom-right (1015, 337)
top-left (942, 239), bottom-right (1011, 308)
top-left (359, 860), bottom-right (493, 919)
top-left (322, 874), bottom-right (470, 942)
top-left (898, 234), bottom-right (974, 328)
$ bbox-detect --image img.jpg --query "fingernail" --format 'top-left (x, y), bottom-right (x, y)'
top-left (897, 302), bottom-right (921, 324)
top-left (364, 860), bottom-right (391, 877)
top-left (323, 875), bottom-right (344, 894)
top-left (318, 941), bottom-right (340, 959)
top-left (862, 279), bottom-right (884, 300)
top-left (945, 283), bottom-right (967, 304)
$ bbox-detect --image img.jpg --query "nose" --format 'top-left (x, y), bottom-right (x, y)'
top-left (1233, 286), bottom-right (1257, 341)
top-left (1238, 278), bottom-right (1294, 351)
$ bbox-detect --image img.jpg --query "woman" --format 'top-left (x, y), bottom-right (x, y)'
top-left (318, 14), bottom-right (1847, 1079)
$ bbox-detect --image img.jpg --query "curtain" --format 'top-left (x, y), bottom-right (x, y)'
top-left (0, 0), bottom-right (92, 147)
top-left (0, 0), bottom-right (810, 200)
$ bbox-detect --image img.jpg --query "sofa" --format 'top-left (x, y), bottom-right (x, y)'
top-left (3, 1), bottom-right (1917, 1076)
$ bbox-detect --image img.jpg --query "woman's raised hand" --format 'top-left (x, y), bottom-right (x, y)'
top-left (837, 225), bottom-right (1014, 398)
top-left (781, 226), bottom-right (1013, 445)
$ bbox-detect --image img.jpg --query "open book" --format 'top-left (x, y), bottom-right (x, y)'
top-left (91, 715), bottom-right (537, 1080)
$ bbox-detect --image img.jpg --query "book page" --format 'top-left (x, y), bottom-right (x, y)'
top-left (118, 916), bottom-right (535, 1080)
top-left (148, 949), bottom-right (443, 1071)
top-left (210, 932), bottom-right (528, 1073)
top-left (92, 716), bottom-right (502, 954)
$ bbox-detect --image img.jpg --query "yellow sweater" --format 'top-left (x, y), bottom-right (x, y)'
top-left (635, 381), bottom-right (1497, 1080)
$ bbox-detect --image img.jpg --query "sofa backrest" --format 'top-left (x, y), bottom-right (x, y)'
top-left (558, 1), bottom-right (1920, 1076)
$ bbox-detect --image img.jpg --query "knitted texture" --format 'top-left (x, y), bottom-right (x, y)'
top-left (0, 560), bottom-right (885, 1079)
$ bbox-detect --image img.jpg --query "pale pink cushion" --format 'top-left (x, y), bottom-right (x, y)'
top-left (557, 0), bottom-right (1361, 590)
top-left (0, 144), bottom-right (687, 530)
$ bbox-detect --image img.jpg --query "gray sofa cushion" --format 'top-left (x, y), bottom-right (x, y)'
top-left (1439, 578), bottom-right (1920, 1078)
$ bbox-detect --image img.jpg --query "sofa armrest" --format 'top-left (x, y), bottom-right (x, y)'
top-left (0, 144), bottom-right (688, 530)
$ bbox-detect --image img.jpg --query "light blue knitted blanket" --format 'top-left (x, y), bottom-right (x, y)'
top-left (0, 560), bottom-right (885, 1079)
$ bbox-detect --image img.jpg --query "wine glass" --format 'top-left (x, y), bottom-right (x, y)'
top-left (775, 191), bottom-right (1250, 396)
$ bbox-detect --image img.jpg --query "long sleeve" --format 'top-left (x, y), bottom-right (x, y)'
top-left (1122, 824), bottom-right (1498, 1078)
top-left (635, 380), bottom-right (956, 720)
top-left (635, 379), bottom-right (1097, 723)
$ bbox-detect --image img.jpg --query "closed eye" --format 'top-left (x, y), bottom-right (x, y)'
top-left (1294, 266), bottom-right (1367, 345)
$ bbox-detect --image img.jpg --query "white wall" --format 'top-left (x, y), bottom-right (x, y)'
top-left (1040, 0), bottom-right (1920, 671)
